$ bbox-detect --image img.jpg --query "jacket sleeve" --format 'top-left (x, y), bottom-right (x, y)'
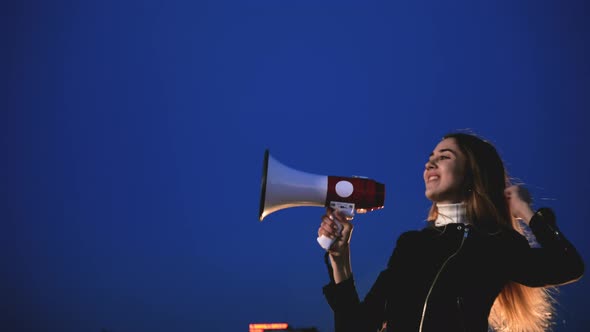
top-left (322, 231), bottom-right (418, 332)
top-left (509, 208), bottom-right (584, 287)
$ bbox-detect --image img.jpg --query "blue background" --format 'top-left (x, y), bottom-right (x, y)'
top-left (2, 1), bottom-right (589, 331)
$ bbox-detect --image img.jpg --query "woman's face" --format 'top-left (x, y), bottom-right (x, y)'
top-left (424, 138), bottom-right (468, 204)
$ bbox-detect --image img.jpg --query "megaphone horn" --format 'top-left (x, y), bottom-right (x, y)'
top-left (259, 150), bottom-right (385, 250)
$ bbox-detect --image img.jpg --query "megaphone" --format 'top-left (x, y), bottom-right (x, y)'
top-left (259, 150), bottom-right (385, 250)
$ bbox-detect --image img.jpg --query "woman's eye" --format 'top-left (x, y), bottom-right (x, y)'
top-left (439, 155), bottom-right (450, 160)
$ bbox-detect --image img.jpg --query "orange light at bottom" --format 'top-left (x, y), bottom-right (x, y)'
top-left (249, 322), bottom-right (289, 331)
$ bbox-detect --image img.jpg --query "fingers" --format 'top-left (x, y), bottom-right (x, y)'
top-left (504, 185), bottom-right (532, 204)
top-left (318, 214), bottom-right (341, 238)
top-left (327, 208), bottom-right (348, 223)
top-left (504, 185), bottom-right (521, 203)
top-left (504, 185), bottom-right (517, 197)
top-left (336, 210), bottom-right (350, 223)
top-left (517, 185), bottom-right (532, 204)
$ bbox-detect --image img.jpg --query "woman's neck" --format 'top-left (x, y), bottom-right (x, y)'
top-left (435, 202), bottom-right (469, 226)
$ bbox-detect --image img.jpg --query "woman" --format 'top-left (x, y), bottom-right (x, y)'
top-left (318, 132), bottom-right (584, 332)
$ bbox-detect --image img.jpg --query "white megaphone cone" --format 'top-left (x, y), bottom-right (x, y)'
top-left (259, 150), bottom-right (385, 250)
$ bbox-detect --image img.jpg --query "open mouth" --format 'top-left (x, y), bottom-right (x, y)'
top-left (427, 175), bottom-right (439, 182)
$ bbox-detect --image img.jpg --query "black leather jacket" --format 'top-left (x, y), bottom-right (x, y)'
top-left (322, 208), bottom-right (584, 332)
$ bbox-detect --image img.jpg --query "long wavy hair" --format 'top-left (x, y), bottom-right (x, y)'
top-left (427, 132), bottom-right (554, 332)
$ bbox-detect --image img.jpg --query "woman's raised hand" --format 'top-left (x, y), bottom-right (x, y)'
top-left (318, 208), bottom-right (353, 257)
top-left (504, 185), bottom-right (535, 224)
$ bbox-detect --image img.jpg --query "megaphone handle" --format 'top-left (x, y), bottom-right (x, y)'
top-left (317, 205), bottom-right (354, 251)
top-left (317, 217), bottom-right (343, 250)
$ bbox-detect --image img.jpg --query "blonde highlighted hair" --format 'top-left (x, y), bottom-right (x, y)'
top-left (428, 132), bottom-right (555, 332)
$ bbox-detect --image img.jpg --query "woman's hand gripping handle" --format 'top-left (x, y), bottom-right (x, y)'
top-left (318, 208), bottom-right (354, 283)
top-left (317, 208), bottom-right (353, 253)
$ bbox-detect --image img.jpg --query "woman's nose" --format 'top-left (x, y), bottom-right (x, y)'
top-left (425, 160), bottom-right (436, 170)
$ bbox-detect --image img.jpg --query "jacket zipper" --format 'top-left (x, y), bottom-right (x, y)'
top-left (418, 226), bottom-right (469, 332)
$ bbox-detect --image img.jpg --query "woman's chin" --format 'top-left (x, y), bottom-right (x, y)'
top-left (425, 190), bottom-right (438, 201)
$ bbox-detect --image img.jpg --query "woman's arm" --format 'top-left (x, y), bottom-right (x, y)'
top-left (318, 209), bottom-right (353, 284)
top-left (319, 208), bottom-right (378, 332)
top-left (322, 230), bottom-right (419, 332)
top-left (322, 269), bottom-right (391, 332)
top-left (505, 185), bottom-right (584, 286)
top-left (508, 208), bottom-right (584, 286)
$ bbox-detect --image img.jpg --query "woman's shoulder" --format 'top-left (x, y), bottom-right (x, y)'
top-left (396, 229), bottom-right (425, 242)
top-left (394, 226), bottom-right (436, 247)
top-left (470, 222), bottom-right (531, 251)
